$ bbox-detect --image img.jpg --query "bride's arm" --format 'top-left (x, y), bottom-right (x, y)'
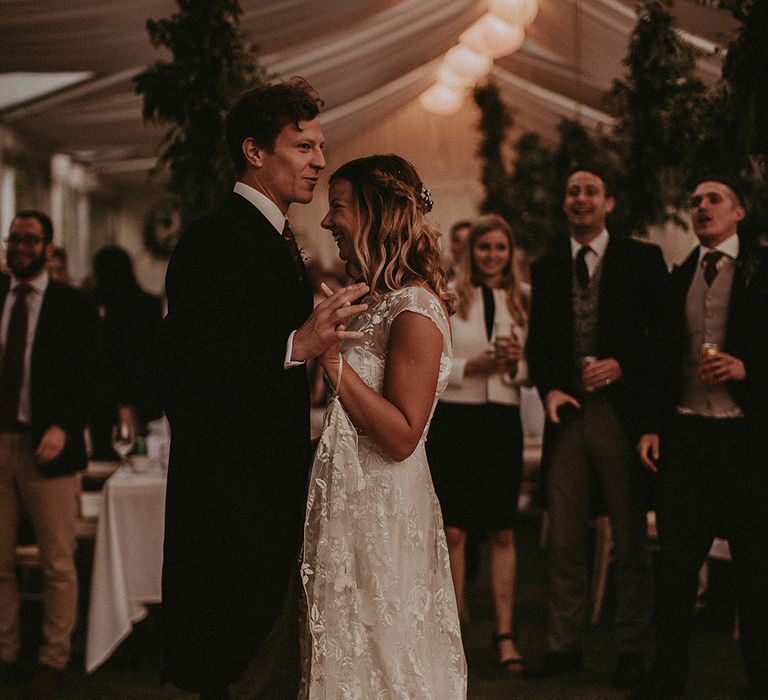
top-left (321, 311), bottom-right (443, 462)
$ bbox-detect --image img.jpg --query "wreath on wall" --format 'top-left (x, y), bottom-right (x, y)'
top-left (143, 197), bottom-right (181, 260)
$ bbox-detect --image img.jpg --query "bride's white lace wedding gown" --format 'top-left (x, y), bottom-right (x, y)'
top-left (300, 286), bottom-right (467, 700)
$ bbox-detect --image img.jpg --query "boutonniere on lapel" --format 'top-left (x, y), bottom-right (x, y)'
top-left (737, 252), bottom-right (762, 290)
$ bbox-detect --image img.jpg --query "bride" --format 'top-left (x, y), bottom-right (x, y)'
top-left (300, 154), bottom-right (467, 699)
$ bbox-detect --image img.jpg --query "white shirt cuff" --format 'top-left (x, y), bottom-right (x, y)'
top-left (284, 330), bottom-right (305, 369)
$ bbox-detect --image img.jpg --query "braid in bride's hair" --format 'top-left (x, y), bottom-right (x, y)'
top-left (330, 154), bottom-right (455, 314)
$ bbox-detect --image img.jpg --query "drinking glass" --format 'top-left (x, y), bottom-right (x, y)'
top-left (494, 320), bottom-right (512, 360)
top-left (111, 422), bottom-right (135, 465)
top-left (700, 342), bottom-right (719, 385)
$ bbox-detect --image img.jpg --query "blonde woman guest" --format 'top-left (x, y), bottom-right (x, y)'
top-left (301, 155), bottom-right (467, 699)
top-left (426, 213), bottom-right (529, 671)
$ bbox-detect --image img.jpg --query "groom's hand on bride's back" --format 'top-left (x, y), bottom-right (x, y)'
top-left (291, 282), bottom-right (369, 362)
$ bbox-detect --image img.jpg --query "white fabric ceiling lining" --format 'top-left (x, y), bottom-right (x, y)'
top-left (505, 40), bottom-right (608, 95)
top-left (524, 1), bottom-right (578, 68)
top-left (321, 59), bottom-right (440, 140)
top-left (3, 69), bottom-right (143, 122)
top-left (1, 0), bottom-right (170, 26)
top-left (0, 72), bottom-right (92, 111)
top-left (574, 2), bottom-right (637, 84)
top-left (263, 0), bottom-right (477, 71)
top-left (262, 0), bottom-right (484, 108)
top-left (597, 0), bottom-right (718, 54)
top-left (241, 0), bottom-right (397, 50)
top-left (93, 156), bottom-right (158, 174)
top-left (519, 0), bottom-right (624, 99)
top-left (1, 1), bottom-right (175, 73)
top-left (583, 0), bottom-right (635, 35)
top-left (493, 65), bottom-right (613, 133)
top-left (0, 0), bottom-right (732, 177)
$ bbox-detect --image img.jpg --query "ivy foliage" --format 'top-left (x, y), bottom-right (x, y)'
top-left (605, 0), bottom-right (707, 234)
top-left (695, 0), bottom-right (768, 241)
top-left (135, 0), bottom-right (267, 241)
top-left (474, 83), bottom-right (514, 217)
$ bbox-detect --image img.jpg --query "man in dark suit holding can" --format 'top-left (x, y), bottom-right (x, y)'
top-left (638, 177), bottom-right (768, 698)
top-left (525, 166), bottom-right (667, 687)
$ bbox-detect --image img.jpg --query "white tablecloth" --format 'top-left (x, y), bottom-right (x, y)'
top-left (85, 464), bottom-right (166, 673)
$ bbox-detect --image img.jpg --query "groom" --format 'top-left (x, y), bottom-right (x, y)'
top-left (161, 78), bottom-right (368, 699)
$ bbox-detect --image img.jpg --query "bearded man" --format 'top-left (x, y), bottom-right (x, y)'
top-left (0, 210), bottom-right (99, 697)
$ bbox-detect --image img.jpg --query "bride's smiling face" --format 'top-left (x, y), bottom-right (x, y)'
top-left (322, 178), bottom-right (359, 263)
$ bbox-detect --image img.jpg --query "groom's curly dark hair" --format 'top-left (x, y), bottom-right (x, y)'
top-left (225, 77), bottom-right (324, 174)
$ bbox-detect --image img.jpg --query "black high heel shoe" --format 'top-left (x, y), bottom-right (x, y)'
top-left (492, 632), bottom-right (524, 672)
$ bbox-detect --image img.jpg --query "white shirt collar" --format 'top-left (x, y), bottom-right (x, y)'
top-left (233, 181), bottom-right (287, 234)
top-left (570, 228), bottom-right (609, 259)
top-left (10, 270), bottom-right (49, 295)
top-left (697, 232), bottom-right (739, 263)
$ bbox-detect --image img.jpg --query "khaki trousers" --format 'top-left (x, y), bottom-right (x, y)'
top-left (0, 432), bottom-right (79, 669)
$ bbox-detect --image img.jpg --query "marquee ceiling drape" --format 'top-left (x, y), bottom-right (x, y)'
top-left (0, 0), bottom-right (737, 187)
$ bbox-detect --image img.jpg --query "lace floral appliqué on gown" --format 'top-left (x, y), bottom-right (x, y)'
top-left (300, 287), bottom-right (467, 699)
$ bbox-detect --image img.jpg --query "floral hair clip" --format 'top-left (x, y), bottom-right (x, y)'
top-left (419, 185), bottom-right (434, 213)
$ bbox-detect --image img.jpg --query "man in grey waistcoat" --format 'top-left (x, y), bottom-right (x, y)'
top-left (637, 178), bottom-right (768, 698)
top-left (525, 166), bottom-right (667, 687)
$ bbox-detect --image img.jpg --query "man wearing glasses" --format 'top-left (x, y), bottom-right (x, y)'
top-left (0, 211), bottom-right (98, 697)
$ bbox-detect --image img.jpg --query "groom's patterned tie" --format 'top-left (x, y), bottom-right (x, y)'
top-left (282, 220), bottom-right (305, 283)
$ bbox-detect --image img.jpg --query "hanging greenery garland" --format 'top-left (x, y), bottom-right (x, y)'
top-left (605, 0), bottom-right (707, 235)
top-left (135, 0), bottom-right (269, 257)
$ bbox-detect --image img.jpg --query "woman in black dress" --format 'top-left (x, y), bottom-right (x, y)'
top-left (427, 214), bottom-right (529, 671)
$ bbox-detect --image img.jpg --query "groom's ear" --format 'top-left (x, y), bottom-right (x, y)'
top-left (242, 138), bottom-right (263, 168)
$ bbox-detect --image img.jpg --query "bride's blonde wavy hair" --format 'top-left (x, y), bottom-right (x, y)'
top-left (330, 155), bottom-right (455, 314)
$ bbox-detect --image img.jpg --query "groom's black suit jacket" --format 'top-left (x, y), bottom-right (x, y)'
top-left (161, 192), bottom-right (314, 691)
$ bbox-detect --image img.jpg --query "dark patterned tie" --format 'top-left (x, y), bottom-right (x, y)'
top-left (0, 284), bottom-right (32, 429)
top-left (281, 221), bottom-right (305, 283)
top-left (702, 250), bottom-right (723, 287)
top-left (575, 245), bottom-right (592, 290)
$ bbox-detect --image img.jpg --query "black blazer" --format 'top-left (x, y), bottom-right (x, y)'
top-left (526, 235), bottom-right (668, 440)
top-left (161, 192), bottom-right (314, 691)
top-left (646, 241), bottom-right (768, 451)
top-left (0, 275), bottom-right (99, 477)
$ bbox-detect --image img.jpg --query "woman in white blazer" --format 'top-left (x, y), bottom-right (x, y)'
top-left (427, 214), bottom-right (529, 672)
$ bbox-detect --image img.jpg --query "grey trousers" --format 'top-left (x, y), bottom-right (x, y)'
top-left (545, 392), bottom-right (652, 653)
